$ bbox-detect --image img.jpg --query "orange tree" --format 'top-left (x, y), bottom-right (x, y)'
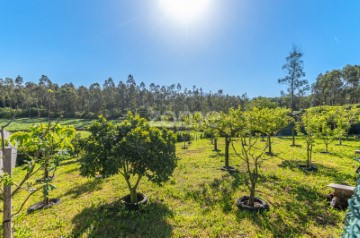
top-left (80, 113), bottom-right (177, 204)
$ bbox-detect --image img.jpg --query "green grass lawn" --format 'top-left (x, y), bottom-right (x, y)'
top-left (0, 118), bottom-right (185, 132)
top-left (0, 118), bottom-right (94, 131)
top-left (4, 137), bottom-right (359, 237)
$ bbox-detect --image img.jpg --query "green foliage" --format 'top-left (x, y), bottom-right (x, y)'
top-left (0, 173), bottom-right (13, 186)
top-left (175, 131), bottom-right (193, 142)
top-left (333, 105), bottom-right (360, 144)
top-left (233, 110), bottom-right (269, 206)
top-left (246, 107), bottom-right (292, 154)
top-left (247, 97), bottom-right (278, 109)
top-left (193, 107), bottom-right (246, 167)
top-left (250, 107), bottom-right (292, 136)
top-left (11, 123), bottom-right (76, 205)
top-left (342, 172), bottom-right (360, 237)
top-left (297, 110), bottom-right (318, 167)
top-left (80, 113), bottom-right (177, 204)
top-left (304, 106), bottom-right (338, 152)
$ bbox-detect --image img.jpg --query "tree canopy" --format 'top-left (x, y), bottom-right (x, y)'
top-left (80, 113), bottom-right (177, 204)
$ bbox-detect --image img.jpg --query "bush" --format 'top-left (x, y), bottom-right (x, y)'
top-left (80, 113), bottom-right (177, 204)
top-left (176, 131), bottom-right (193, 142)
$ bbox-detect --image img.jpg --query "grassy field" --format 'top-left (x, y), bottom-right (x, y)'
top-left (0, 118), bottom-right (94, 131)
top-left (0, 118), bottom-right (186, 132)
top-left (4, 136), bottom-right (359, 237)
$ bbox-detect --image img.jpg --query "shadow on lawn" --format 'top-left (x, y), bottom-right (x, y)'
top-left (278, 160), bottom-right (356, 183)
top-left (236, 177), bottom-right (343, 237)
top-left (63, 179), bottom-right (104, 199)
top-left (71, 201), bottom-right (173, 238)
top-left (60, 159), bottom-right (79, 167)
top-left (184, 173), bottom-right (244, 213)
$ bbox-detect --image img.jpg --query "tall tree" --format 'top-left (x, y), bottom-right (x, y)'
top-left (342, 65), bottom-right (360, 104)
top-left (278, 46), bottom-right (309, 146)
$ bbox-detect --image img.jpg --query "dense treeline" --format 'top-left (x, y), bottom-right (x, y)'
top-left (0, 75), bottom-right (245, 118)
top-left (1, 64), bottom-right (360, 119)
top-left (312, 64), bottom-right (360, 106)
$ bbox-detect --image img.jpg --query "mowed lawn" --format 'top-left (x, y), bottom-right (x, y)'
top-left (5, 136), bottom-right (359, 237)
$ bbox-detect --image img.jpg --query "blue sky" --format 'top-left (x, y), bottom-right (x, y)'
top-left (1, 0), bottom-right (360, 98)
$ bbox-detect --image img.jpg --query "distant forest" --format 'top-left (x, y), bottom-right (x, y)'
top-left (0, 64), bottom-right (359, 119)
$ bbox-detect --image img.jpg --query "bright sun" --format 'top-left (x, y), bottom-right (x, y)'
top-left (158, 0), bottom-right (211, 24)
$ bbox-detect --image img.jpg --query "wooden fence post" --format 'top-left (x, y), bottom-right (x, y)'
top-left (3, 148), bottom-right (13, 238)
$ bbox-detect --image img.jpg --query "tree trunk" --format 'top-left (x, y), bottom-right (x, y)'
top-left (339, 138), bottom-right (342, 145)
top-left (325, 143), bottom-right (328, 152)
top-left (225, 137), bottom-right (230, 167)
top-left (268, 135), bottom-right (272, 154)
top-left (3, 147), bottom-right (13, 238)
top-left (307, 143), bottom-right (312, 168)
top-left (291, 126), bottom-right (296, 146)
top-left (130, 188), bottom-right (138, 204)
top-left (249, 183), bottom-right (256, 207)
top-left (306, 143), bottom-right (310, 167)
top-left (43, 166), bottom-right (49, 206)
top-left (213, 138), bottom-right (218, 151)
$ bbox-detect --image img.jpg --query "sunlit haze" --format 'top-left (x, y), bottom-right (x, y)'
top-left (158, 0), bottom-right (211, 24)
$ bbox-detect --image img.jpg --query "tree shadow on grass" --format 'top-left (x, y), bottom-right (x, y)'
top-left (63, 179), bottom-right (104, 199)
top-left (184, 173), bottom-right (244, 214)
top-left (235, 178), bottom-right (343, 237)
top-left (60, 159), bottom-right (79, 167)
top-left (71, 201), bottom-right (173, 238)
top-left (278, 160), bottom-right (355, 183)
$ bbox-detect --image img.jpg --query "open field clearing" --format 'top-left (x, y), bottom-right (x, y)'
top-left (0, 118), bottom-right (186, 132)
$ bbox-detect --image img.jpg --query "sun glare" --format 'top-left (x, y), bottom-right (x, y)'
top-left (158, 0), bottom-right (211, 24)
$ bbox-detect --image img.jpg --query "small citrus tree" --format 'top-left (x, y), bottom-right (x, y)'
top-left (80, 113), bottom-right (177, 204)
top-left (11, 123), bottom-right (76, 206)
top-left (233, 109), bottom-right (269, 207)
top-left (250, 107), bottom-right (292, 155)
top-left (193, 107), bottom-right (244, 170)
top-left (303, 106), bottom-right (337, 153)
top-left (334, 105), bottom-right (360, 145)
top-left (297, 110), bottom-right (318, 169)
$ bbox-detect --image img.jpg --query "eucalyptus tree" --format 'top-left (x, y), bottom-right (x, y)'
top-left (278, 46), bottom-right (309, 146)
top-left (342, 65), bottom-right (360, 104)
top-left (312, 70), bottom-right (344, 105)
top-left (89, 83), bottom-right (102, 115)
top-left (103, 77), bottom-right (117, 112)
top-left (56, 83), bottom-right (78, 116)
